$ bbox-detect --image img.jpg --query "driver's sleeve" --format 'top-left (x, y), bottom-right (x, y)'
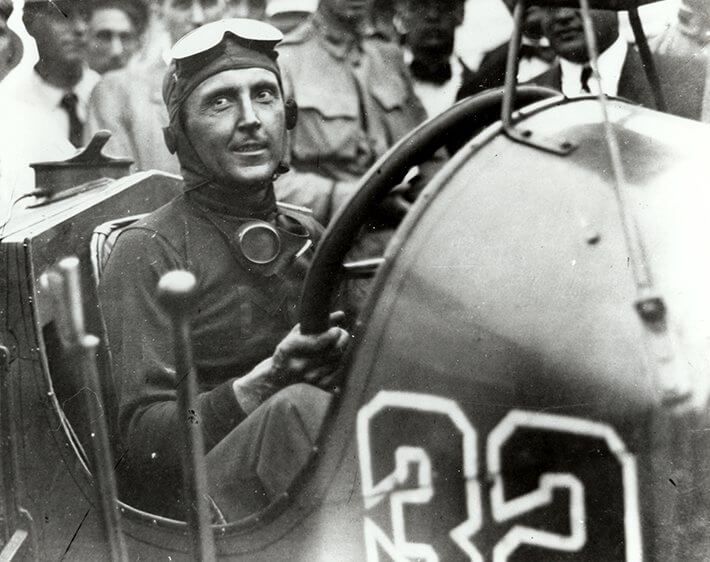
top-left (99, 227), bottom-right (248, 480)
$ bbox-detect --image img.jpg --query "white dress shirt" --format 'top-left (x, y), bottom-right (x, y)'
top-left (518, 37), bottom-right (554, 82)
top-left (559, 36), bottom-right (628, 97)
top-left (0, 66), bottom-right (99, 141)
top-left (0, 67), bottom-right (100, 204)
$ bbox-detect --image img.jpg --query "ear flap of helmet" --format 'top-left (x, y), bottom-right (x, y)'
top-left (285, 98), bottom-right (298, 130)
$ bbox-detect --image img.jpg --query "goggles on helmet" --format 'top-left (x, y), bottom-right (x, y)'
top-left (170, 18), bottom-right (283, 61)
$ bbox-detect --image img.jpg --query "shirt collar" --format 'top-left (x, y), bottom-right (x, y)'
top-left (559, 36), bottom-right (627, 97)
top-left (30, 66), bottom-right (100, 116)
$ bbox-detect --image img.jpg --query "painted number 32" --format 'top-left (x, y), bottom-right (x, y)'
top-left (357, 391), bottom-right (642, 562)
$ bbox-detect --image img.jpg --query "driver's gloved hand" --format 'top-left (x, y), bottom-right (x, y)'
top-left (232, 312), bottom-right (350, 414)
top-left (270, 311), bottom-right (349, 387)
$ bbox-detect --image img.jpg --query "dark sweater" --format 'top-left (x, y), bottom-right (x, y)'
top-left (99, 187), bottom-right (320, 516)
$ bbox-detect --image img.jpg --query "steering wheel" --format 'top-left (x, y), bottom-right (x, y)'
top-left (299, 86), bottom-right (559, 334)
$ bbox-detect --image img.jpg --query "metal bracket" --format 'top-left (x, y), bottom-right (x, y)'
top-left (635, 295), bottom-right (693, 406)
top-left (501, 0), bottom-right (578, 156)
top-left (505, 126), bottom-right (578, 155)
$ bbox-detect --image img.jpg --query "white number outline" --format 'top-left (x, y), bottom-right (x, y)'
top-left (358, 392), bottom-right (643, 562)
top-left (488, 410), bottom-right (641, 561)
top-left (357, 391), bottom-right (483, 562)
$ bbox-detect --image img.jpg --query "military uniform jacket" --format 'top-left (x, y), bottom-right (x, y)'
top-left (274, 15), bottom-right (428, 223)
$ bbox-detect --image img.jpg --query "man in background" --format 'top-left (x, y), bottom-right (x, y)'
top-left (652, 0), bottom-right (710, 121)
top-left (0, 0), bottom-right (97, 149)
top-left (265, 0), bottom-right (316, 34)
top-left (276, 0), bottom-right (428, 225)
top-left (457, 0), bottom-right (554, 99)
top-left (395, 0), bottom-right (470, 118)
top-left (227, 0), bottom-right (266, 19)
top-left (0, 0), bottom-right (22, 83)
top-left (532, 7), bottom-right (706, 121)
top-left (87, 0), bottom-right (230, 174)
top-left (0, 0), bottom-right (98, 202)
top-left (653, 0), bottom-right (709, 59)
top-left (87, 0), bottom-right (149, 74)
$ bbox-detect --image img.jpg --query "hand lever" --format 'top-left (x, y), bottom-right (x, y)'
top-left (42, 256), bottom-right (127, 562)
top-left (157, 271), bottom-right (216, 561)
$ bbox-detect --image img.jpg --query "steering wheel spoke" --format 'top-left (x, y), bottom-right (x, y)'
top-left (341, 258), bottom-right (385, 280)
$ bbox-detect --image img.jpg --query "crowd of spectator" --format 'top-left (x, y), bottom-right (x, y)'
top-left (0, 0), bottom-right (708, 211)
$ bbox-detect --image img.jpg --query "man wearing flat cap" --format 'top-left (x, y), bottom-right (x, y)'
top-left (99, 18), bottom-right (349, 521)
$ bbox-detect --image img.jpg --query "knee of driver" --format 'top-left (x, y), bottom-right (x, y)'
top-left (268, 383), bottom-right (332, 439)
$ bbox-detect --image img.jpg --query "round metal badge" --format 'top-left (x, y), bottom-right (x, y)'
top-left (236, 221), bottom-right (281, 264)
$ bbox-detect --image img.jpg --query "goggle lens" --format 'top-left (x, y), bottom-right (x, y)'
top-left (170, 18), bottom-right (283, 61)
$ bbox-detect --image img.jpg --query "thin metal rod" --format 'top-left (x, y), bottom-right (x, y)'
top-left (56, 259), bottom-right (127, 562)
top-left (58, 257), bottom-right (85, 340)
top-left (501, 0), bottom-right (526, 129)
top-left (628, 7), bottom-right (667, 113)
top-left (0, 345), bottom-right (18, 538)
top-left (75, 335), bottom-right (128, 562)
top-left (158, 271), bottom-right (216, 561)
top-left (578, 0), bottom-right (690, 404)
top-left (577, 0), bottom-right (653, 292)
top-left (175, 318), bottom-right (217, 560)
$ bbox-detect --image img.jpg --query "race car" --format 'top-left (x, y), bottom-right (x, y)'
top-left (0, 0), bottom-right (708, 559)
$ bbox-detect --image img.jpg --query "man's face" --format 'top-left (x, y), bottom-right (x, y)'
top-left (397, 0), bottom-right (462, 59)
top-left (225, 0), bottom-right (266, 20)
top-left (502, 0), bottom-right (545, 40)
top-left (0, 15), bottom-right (15, 82)
top-left (29, 7), bottom-right (88, 66)
top-left (183, 68), bottom-right (286, 189)
top-left (161, 0), bottom-right (228, 43)
top-left (87, 8), bottom-right (139, 73)
top-left (320, 0), bottom-right (374, 25)
top-left (541, 8), bottom-right (619, 63)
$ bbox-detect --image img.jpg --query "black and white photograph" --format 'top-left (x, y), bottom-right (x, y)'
top-left (0, 0), bottom-right (709, 560)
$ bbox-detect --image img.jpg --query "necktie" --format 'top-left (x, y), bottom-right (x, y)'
top-left (580, 64), bottom-right (593, 93)
top-left (60, 92), bottom-right (83, 148)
